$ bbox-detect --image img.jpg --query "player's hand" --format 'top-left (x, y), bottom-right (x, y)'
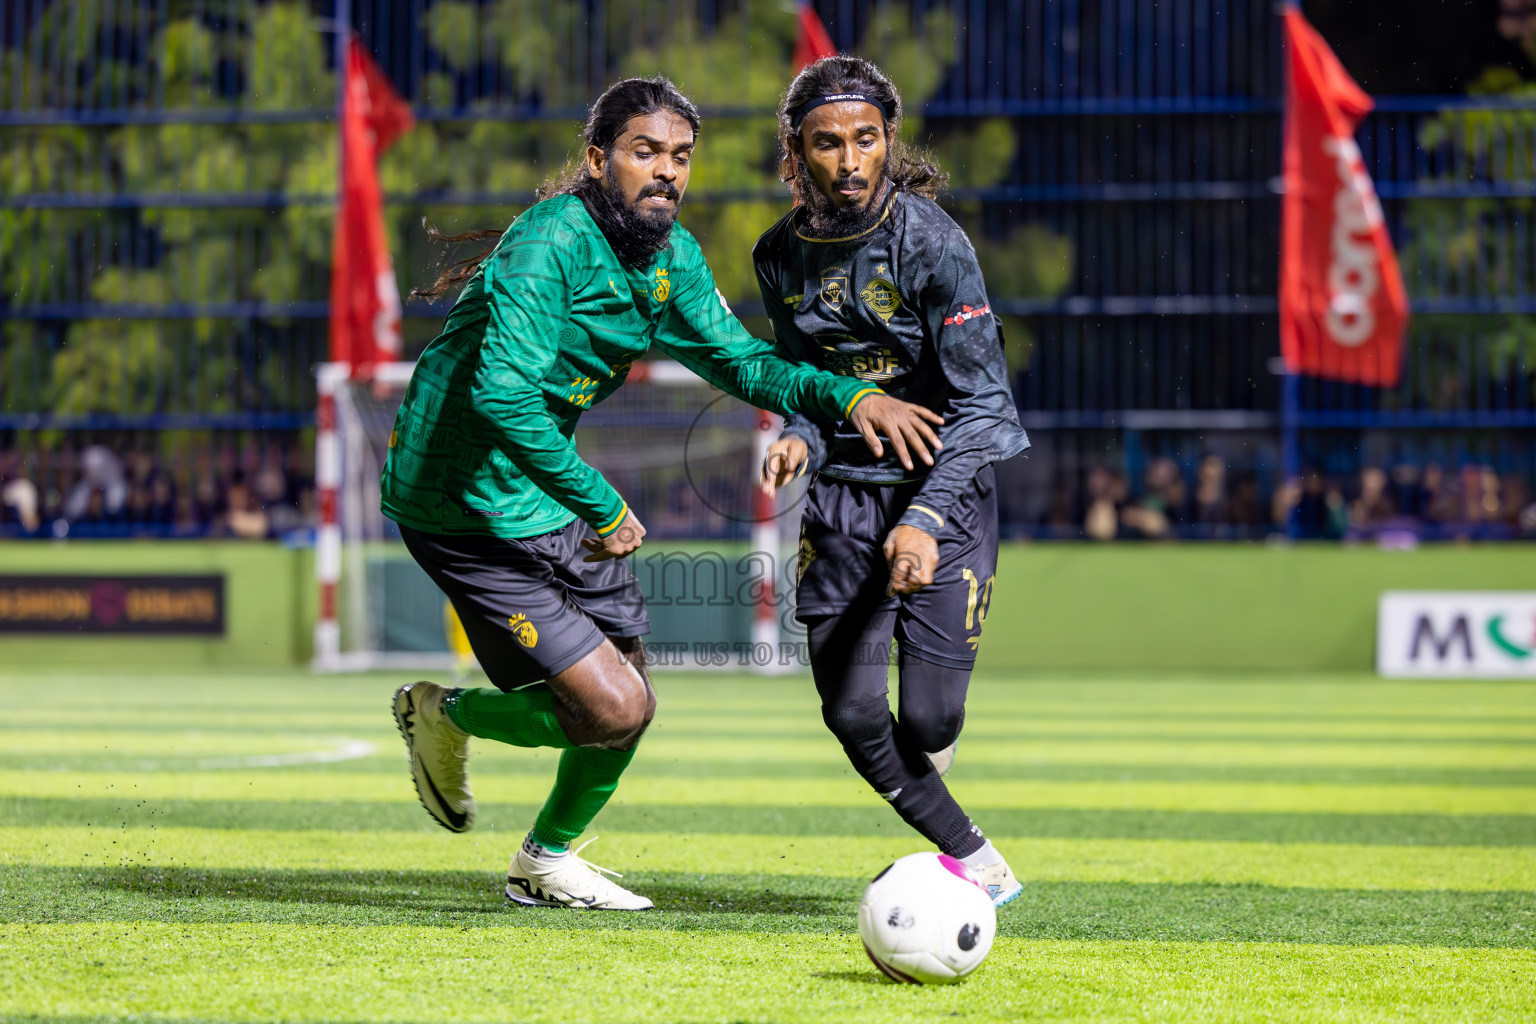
top-left (884, 524), bottom-right (938, 596)
top-left (760, 437), bottom-right (809, 498)
top-left (847, 394), bottom-right (944, 472)
top-left (581, 510), bottom-right (647, 562)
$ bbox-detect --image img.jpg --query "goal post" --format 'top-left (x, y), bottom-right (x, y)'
top-left (312, 360), bottom-right (794, 673)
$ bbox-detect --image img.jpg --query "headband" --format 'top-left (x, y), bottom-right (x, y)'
top-left (787, 92), bottom-right (890, 132)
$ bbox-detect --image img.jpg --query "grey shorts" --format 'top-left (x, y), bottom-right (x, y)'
top-left (400, 521), bottom-right (649, 691)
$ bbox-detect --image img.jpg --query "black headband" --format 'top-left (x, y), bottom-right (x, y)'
top-left (787, 92), bottom-right (890, 132)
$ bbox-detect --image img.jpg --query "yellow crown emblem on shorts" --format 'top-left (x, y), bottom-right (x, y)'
top-left (508, 613), bottom-right (539, 649)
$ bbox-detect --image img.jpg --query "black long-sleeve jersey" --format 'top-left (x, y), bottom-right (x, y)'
top-left (752, 188), bottom-right (1029, 541)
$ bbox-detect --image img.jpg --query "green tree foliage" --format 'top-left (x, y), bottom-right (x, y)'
top-left (1408, 66), bottom-right (1536, 400)
top-left (1, 0), bottom-right (1072, 420)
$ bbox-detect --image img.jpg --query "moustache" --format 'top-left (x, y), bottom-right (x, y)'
top-left (635, 182), bottom-right (682, 204)
top-left (832, 174), bottom-right (871, 192)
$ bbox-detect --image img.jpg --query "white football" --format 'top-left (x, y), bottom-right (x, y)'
top-left (857, 852), bottom-right (997, 984)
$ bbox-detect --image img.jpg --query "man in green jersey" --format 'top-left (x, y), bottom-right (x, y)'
top-left (383, 77), bottom-right (942, 910)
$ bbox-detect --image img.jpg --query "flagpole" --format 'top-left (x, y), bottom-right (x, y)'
top-left (334, 0), bottom-right (350, 218)
top-left (315, 0), bottom-right (352, 668)
top-left (1277, 0), bottom-right (1302, 539)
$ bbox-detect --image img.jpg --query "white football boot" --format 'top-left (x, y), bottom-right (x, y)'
top-left (392, 682), bottom-right (476, 833)
top-left (971, 857), bottom-right (1024, 907)
top-left (505, 836), bottom-right (655, 911)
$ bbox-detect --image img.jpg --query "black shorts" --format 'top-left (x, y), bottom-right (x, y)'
top-left (400, 521), bottom-right (649, 691)
top-left (794, 464), bottom-right (998, 669)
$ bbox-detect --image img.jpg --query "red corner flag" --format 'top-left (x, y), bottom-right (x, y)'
top-left (1280, 8), bottom-right (1407, 387)
top-left (330, 37), bottom-right (414, 380)
top-left (793, 1), bottom-right (837, 69)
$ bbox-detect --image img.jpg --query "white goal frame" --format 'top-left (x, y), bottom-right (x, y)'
top-left (311, 360), bottom-right (785, 673)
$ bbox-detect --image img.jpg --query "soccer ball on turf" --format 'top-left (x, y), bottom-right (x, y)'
top-left (857, 852), bottom-right (996, 985)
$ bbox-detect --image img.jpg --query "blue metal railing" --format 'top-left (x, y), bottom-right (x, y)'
top-left (2, 0), bottom-right (1534, 538)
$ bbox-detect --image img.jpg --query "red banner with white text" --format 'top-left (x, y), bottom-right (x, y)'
top-left (794, 1), bottom-right (837, 69)
top-left (329, 38), bottom-right (414, 380)
top-left (1280, 8), bottom-right (1407, 387)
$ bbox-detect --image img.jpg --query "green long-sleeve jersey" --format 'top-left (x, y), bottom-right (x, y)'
top-left (380, 194), bottom-right (882, 540)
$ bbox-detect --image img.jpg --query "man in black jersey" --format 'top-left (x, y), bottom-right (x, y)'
top-left (754, 57), bottom-right (1029, 905)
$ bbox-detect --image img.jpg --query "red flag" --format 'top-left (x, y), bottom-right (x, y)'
top-left (1280, 9), bottom-right (1407, 387)
top-left (793, 1), bottom-right (837, 70)
top-left (330, 37), bottom-right (414, 380)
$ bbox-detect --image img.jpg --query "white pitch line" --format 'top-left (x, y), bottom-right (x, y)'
top-left (98, 739), bottom-right (381, 773)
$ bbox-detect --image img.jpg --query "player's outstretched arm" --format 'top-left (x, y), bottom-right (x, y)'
top-left (580, 508), bottom-right (647, 562)
top-left (761, 436), bottom-right (808, 497)
top-left (473, 235), bottom-right (633, 542)
top-left (763, 399), bottom-right (944, 484)
top-left (847, 393), bottom-right (944, 472)
top-left (655, 247), bottom-right (943, 467)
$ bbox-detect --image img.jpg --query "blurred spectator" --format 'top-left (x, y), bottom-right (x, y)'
top-left (1121, 457), bottom-right (1187, 539)
top-left (1272, 476), bottom-right (1302, 533)
top-left (255, 456), bottom-right (305, 535)
top-left (1520, 498), bottom-right (1536, 535)
top-left (1503, 474), bottom-right (1532, 532)
top-left (1082, 466), bottom-right (1125, 541)
top-left (194, 468), bottom-right (228, 533)
top-left (1389, 463), bottom-right (1423, 519)
top-left (1193, 456), bottom-right (1229, 528)
top-left (1294, 470), bottom-right (1329, 538)
top-left (1421, 463), bottom-right (1460, 526)
top-left (1349, 467), bottom-right (1396, 530)
top-left (1, 452), bottom-right (41, 533)
top-left (226, 476), bottom-right (271, 540)
top-left (1276, 469), bottom-right (1346, 539)
top-left (63, 445), bottom-right (127, 522)
top-left (1044, 482), bottom-right (1077, 538)
top-left (1228, 470), bottom-right (1262, 529)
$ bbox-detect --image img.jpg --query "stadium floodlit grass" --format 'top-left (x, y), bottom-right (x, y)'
top-left (2, 670), bottom-right (1534, 1023)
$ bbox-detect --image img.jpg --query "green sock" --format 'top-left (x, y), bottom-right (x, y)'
top-left (443, 686), bottom-right (574, 749)
top-left (531, 745), bottom-right (639, 849)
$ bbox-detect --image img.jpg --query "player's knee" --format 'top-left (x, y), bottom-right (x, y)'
top-left (588, 686), bottom-right (649, 746)
top-left (899, 707), bottom-right (963, 756)
top-left (822, 696), bottom-right (891, 747)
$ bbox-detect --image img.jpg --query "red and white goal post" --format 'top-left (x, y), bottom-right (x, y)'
top-left (312, 360), bottom-right (792, 674)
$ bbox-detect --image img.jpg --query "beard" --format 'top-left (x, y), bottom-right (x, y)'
top-left (794, 159), bottom-right (890, 238)
top-left (577, 170), bottom-right (680, 268)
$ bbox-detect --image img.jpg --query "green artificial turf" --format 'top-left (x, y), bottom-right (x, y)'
top-left (2, 669), bottom-right (1534, 1024)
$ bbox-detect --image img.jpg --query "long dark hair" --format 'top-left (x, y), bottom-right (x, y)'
top-left (776, 56), bottom-right (947, 202)
top-left (412, 76), bottom-right (701, 299)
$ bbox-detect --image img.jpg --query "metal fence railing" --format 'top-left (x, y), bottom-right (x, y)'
top-left (2, 0), bottom-right (1534, 540)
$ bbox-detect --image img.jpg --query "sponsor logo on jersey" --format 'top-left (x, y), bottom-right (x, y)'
top-left (462, 508), bottom-right (504, 517)
top-left (821, 267), bottom-right (849, 310)
top-left (943, 302), bottom-right (991, 326)
top-left (817, 337), bottom-right (904, 381)
top-left (508, 613), bottom-right (539, 648)
top-left (652, 268), bottom-right (670, 303)
top-left (860, 277), bottom-right (900, 321)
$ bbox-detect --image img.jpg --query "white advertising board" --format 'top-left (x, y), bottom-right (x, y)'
top-left (1377, 591), bottom-right (1536, 677)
